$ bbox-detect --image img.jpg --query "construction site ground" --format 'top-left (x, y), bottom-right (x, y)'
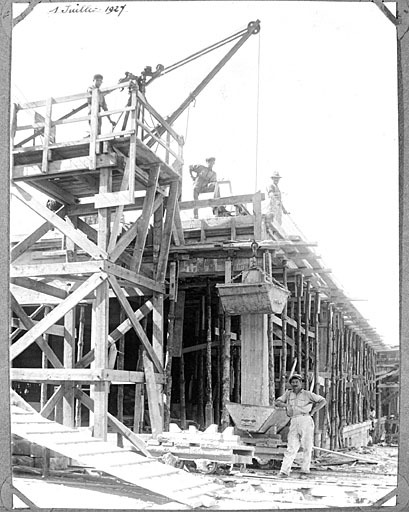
top-left (12, 444), bottom-right (397, 509)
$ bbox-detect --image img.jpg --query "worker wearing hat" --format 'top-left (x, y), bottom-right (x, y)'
top-left (274, 373), bottom-right (326, 478)
top-left (266, 171), bottom-right (285, 226)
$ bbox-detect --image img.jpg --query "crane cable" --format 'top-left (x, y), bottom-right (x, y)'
top-left (255, 26), bottom-right (262, 193)
top-left (160, 26), bottom-right (249, 77)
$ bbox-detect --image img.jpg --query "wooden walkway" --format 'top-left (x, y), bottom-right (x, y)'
top-left (11, 403), bottom-right (221, 508)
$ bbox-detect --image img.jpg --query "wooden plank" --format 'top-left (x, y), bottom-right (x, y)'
top-left (131, 165), bottom-right (161, 272)
top-left (108, 275), bottom-right (163, 373)
top-left (156, 181), bottom-right (179, 283)
top-left (74, 388), bottom-right (150, 456)
top-left (11, 272), bottom-right (107, 360)
top-left (13, 154), bottom-right (117, 181)
top-left (105, 262), bottom-right (164, 294)
top-left (12, 183), bottom-right (107, 259)
top-left (180, 193), bottom-right (265, 211)
top-left (94, 190), bottom-right (133, 209)
top-left (11, 276), bottom-right (68, 300)
top-left (10, 294), bottom-right (63, 369)
top-left (11, 260), bottom-right (104, 278)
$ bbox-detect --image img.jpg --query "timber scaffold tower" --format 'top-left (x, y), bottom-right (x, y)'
top-left (10, 80), bottom-right (183, 439)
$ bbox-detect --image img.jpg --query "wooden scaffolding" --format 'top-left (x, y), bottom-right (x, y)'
top-left (10, 81), bottom-right (184, 439)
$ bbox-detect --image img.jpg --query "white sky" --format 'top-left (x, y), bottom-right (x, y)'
top-left (11, 1), bottom-right (399, 347)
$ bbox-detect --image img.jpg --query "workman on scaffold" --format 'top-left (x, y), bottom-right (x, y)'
top-left (87, 73), bottom-right (116, 134)
top-left (274, 373), bottom-right (327, 478)
top-left (189, 156), bottom-right (219, 219)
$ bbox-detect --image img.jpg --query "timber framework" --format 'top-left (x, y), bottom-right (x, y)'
top-left (9, 79), bottom-right (391, 457)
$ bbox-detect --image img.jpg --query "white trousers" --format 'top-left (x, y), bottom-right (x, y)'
top-left (280, 415), bottom-right (314, 475)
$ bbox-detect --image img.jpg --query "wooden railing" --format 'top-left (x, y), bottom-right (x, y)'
top-left (11, 81), bottom-right (184, 177)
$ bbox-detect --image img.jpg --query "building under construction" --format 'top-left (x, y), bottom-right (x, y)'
top-left (7, 18), bottom-right (399, 509)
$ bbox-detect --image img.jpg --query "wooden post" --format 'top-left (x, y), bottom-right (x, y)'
top-left (164, 262), bottom-right (177, 430)
top-left (205, 281), bottom-right (214, 426)
top-left (304, 280), bottom-right (311, 384)
top-left (296, 273), bottom-right (303, 375)
top-left (313, 292), bottom-right (321, 447)
top-left (180, 353), bottom-right (187, 430)
top-left (289, 298), bottom-right (295, 363)
top-left (221, 258), bottom-right (232, 428)
top-left (117, 308), bottom-right (125, 447)
top-left (133, 345), bottom-right (144, 434)
top-left (93, 167), bottom-right (111, 440)
top-left (75, 305), bottom-right (85, 427)
top-left (40, 306), bottom-right (51, 409)
top-left (265, 251), bottom-right (275, 404)
top-left (63, 307), bottom-right (76, 428)
top-left (279, 260), bottom-right (288, 396)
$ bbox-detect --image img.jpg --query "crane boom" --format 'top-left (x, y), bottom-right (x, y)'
top-left (146, 20), bottom-right (260, 147)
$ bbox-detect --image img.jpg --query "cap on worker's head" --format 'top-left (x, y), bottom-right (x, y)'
top-left (93, 73), bottom-right (103, 80)
top-left (206, 157), bottom-right (216, 163)
top-left (289, 373), bottom-right (303, 383)
top-left (271, 171), bottom-right (282, 180)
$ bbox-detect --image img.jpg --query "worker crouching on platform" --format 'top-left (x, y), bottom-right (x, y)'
top-left (189, 157), bottom-right (218, 219)
top-left (274, 373), bottom-right (326, 478)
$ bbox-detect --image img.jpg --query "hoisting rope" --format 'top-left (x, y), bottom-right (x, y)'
top-left (254, 27), bottom-right (262, 193)
top-left (160, 26), bottom-right (250, 77)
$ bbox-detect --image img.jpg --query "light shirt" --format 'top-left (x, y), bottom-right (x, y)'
top-left (276, 389), bottom-right (325, 418)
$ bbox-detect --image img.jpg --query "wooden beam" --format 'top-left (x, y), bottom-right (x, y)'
top-left (11, 220), bottom-right (53, 262)
top-left (12, 183), bottom-right (107, 259)
top-left (13, 154), bottom-right (117, 180)
top-left (108, 275), bottom-right (163, 373)
top-left (180, 193), bottom-right (265, 211)
top-left (11, 276), bottom-right (68, 300)
top-left (105, 262), bottom-right (164, 294)
top-left (11, 272), bottom-right (107, 360)
top-left (10, 294), bottom-right (63, 369)
top-left (156, 181), bottom-right (179, 283)
top-left (142, 351), bottom-right (163, 437)
top-left (40, 385), bottom-right (65, 418)
top-left (11, 317), bottom-right (64, 337)
top-left (11, 260), bottom-right (104, 278)
top-left (131, 165), bottom-right (161, 272)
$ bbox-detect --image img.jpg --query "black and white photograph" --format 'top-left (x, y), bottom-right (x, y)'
top-left (0, 0), bottom-right (406, 509)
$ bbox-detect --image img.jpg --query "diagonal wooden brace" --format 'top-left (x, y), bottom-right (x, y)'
top-left (107, 275), bottom-right (163, 373)
top-left (11, 272), bottom-right (108, 360)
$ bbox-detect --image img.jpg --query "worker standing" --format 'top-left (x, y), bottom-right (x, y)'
top-left (266, 171), bottom-right (284, 225)
top-left (189, 157), bottom-right (218, 219)
top-left (87, 74), bottom-right (116, 134)
top-left (274, 373), bottom-right (327, 477)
